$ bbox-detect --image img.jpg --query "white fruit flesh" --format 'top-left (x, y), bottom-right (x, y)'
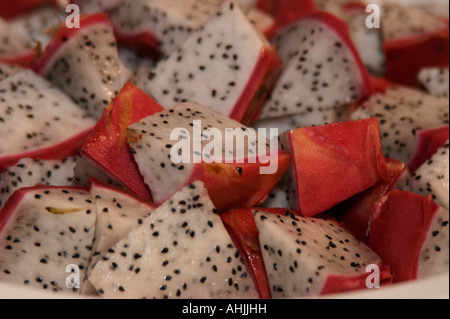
top-left (0, 187), bottom-right (96, 294)
top-left (88, 182), bottom-right (258, 299)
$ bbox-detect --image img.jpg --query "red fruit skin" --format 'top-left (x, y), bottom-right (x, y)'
top-left (368, 190), bottom-right (441, 283)
top-left (81, 82), bottom-right (164, 203)
top-left (230, 46), bottom-right (283, 125)
top-left (183, 151), bottom-right (291, 212)
top-left (0, 0), bottom-right (56, 19)
top-left (87, 178), bottom-right (158, 210)
top-left (334, 158), bottom-right (406, 244)
top-left (221, 208), bottom-right (299, 299)
top-left (288, 118), bottom-right (388, 217)
top-left (0, 127), bottom-right (92, 173)
top-left (32, 13), bottom-right (113, 75)
top-left (384, 23), bottom-right (450, 87)
top-left (407, 126), bottom-right (450, 174)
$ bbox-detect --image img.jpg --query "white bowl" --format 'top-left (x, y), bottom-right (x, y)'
top-left (0, 273), bottom-right (448, 299)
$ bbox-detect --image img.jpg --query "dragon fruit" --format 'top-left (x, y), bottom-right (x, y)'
top-left (87, 179), bottom-right (156, 274)
top-left (0, 62), bottom-right (24, 81)
top-left (0, 185), bottom-right (96, 294)
top-left (73, 155), bottom-right (125, 189)
top-left (110, 0), bottom-right (257, 56)
top-left (351, 86), bottom-right (449, 164)
top-left (247, 7), bottom-right (276, 38)
top-left (127, 102), bottom-right (290, 211)
top-left (0, 17), bottom-right (36, 65)
top-left (407, 126), bottom-right (449, 174)
top-left (0, 70), bottom-right (95, 171)
top-left (135, 0), bottom-right (282, 125)
top-left (418, 68), bottom-right (449, 98)
top-left (408, 141), bottom-right (449, 211)
top-left (260, 12), bottom-right (372, 128)
top-left (0, 0), bottom-right (58, 20)
top-left (382, 1), bottom-right (449, 87)
top-left (33, 13), bottom-right (125, 120)
top-left (333, 158), bottom-right (407, 244)
top-left (88, 181), bottom-right (258, 299)
top-left (9, 6), bottom-right (66, 51)
top-left (343, 2), bottom-right (385, 76)
top-left (79, 82), bottom-right (163, 202)
top-left (221, 207), bottom-right (301, 299)
top-left (0, 157), bottom-right (79, 209)
top-left (253, 209), bottom-right (392, 298)
top-left (276, 118), bottom-right (388, 217)
top-left (369, 190), bottom-right (449, 283)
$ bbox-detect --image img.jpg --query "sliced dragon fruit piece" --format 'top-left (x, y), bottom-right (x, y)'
top-left (33, 13), bottom-right (125, 120)
top-left (0, 157), bottom-right (79, 209)
top-left (407, 126), bottom-right (449, 174)
top-left (382, 2), bottom-right (449, 87)
top-left (409, 141), bottom-right (449, 211)
top-left (0, 62), bottom-right (24, 82)
top-left (88, 181), bottom-right (258, 299)
top-left (351, 86), bottom-right (449, 164)
top-left (279, 118), bottom-right (388, 217)
top-left (0, 185), bottom-right (96, 294)
top-left (333, 158), bottom-right (406, 244)
top-left (87, 179), bottom-right (156, 274)
top-left (110, 0), bottom-right (219, 56)
top-left (418, 67), bottom-right (449, 98)
top-left (253, 210), bottom-right (392, 298)
top-left (369, 190), bottom-right (449, 283)
top-left (127, 102), bottom-right (291, 211)
top-left (260, 12), bottom-right (372, 127)
top-left (80, 82), bottom-right (164, 202)
top-left (343, 2), bottom-right (385, 76)
top-left (0, 70), bottom-right (96, 171)
top-left (247, 7), bottom-right (277, 38)
top-left (136, 0), bottom-right (282, 125)
top-left (110, 0), bottom-right (257, 56)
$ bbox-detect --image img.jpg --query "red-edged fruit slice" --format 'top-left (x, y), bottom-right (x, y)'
top-left (80, 82), bottom-right (164, 203)
top-left (334, 158), bottom-right (406, 243)
top-left (280, 117), bottom-right (388, 217)
top-left (369, 190), bottom-right (449, 283)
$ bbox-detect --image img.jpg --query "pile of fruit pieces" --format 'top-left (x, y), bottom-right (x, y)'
top-left (0, 0), bottom-right (448, 299)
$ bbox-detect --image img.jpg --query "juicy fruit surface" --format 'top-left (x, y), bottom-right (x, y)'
top-left (0, 0), bottom-right (449, 300)
top-left (254, 210), bottom-right (389, 298)
top-left (351, 86), bottom-right (449, 163)
top-left (0, 186), bottom-right (96, 294)
top-left (261, 12), bottom-right (370, 126)
top-left (88, 182), bottom-right (258, 299)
